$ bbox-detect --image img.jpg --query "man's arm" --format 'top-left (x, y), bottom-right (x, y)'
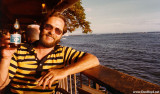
top-left (0, 32), bottom-right (16, 89)
top-left (0, 57), bottom-right (11, 89)
top-left (36, 53), bottom-right (100, 89)
top-left (63, 53), bottom-right (99, 75)
top-left (0, 75), bottom-right (10, 90)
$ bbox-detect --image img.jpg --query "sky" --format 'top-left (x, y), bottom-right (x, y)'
top-left (70, 0), bottom-right (160, 34)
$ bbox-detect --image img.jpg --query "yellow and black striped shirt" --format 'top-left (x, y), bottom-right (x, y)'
top-left (8, 42), bottom-right (85, 94)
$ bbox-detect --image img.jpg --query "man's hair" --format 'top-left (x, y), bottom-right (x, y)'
top-left (40, 12), bottom-right (67, 34)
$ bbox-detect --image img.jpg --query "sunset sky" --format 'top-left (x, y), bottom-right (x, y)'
top-left (71, 0), bottom-right (160, 34)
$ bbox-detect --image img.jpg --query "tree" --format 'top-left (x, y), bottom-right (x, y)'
top-left (62, 0), bottom-right (92, 34)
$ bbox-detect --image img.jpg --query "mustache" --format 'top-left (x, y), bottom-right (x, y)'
top-left (40, 33), bottom-right (55, 40)
top-left (41, 33), bottom-right (55, 39)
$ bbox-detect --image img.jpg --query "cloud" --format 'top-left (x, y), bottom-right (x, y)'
top-left (85, 8), bottom-right (92, 12)
top-left (87, 17), bottom-right (93, 20)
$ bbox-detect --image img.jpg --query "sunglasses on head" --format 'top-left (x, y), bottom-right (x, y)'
top-left (43, 24), bottom-right (63, 35)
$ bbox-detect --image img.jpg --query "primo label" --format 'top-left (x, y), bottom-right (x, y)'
top-left (10, 34), bottom-right (21, 44)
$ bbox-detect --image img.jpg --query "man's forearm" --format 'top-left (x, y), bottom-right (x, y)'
top-left (0, 58), bottom-right (11, 86)
top-left (36, 53), bottom-right (100, 89)
top-left (0, 75), bottom-right (10, 90)
top-left (64, 53), bottom-right (100, 75)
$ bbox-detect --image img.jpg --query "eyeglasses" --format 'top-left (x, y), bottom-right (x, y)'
top-left (43, 24), bottom-right (63, 35)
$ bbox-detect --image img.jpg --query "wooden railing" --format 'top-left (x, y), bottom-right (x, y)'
top-left (57, 74), bottom-right (77, 94)
top-left (78, 65), bottom-right (160, 94)
top-left (1, 65), bottom-right (160, 94)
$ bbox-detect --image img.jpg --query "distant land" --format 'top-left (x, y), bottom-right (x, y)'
top-left (67, 31), bottom-right (160, 36)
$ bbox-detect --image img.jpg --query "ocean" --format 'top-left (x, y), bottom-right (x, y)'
top-left (60, 32), bottom-right (160, 85)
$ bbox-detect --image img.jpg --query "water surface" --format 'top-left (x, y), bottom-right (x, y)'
top-left (60, 32), bottom-right (160, 85)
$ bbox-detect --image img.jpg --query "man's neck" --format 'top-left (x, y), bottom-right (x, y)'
top-left (34, 43), bottom-right (55, 60)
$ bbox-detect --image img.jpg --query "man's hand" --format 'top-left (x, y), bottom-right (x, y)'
top-left (36, 69), bottom-right (68, 89)
top-left (0, 32), bottom-right (17, 58)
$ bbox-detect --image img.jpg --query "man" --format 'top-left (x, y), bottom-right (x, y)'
top-left (0, 13), bottom-right (99, 94)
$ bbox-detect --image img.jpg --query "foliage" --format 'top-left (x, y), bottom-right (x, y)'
top-left (62, 0), bottom-right (92, 34)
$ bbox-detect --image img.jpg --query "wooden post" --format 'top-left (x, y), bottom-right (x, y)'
top-left (64, 77), bottom-right (68, 92)
top-left (88, 78), bottom-right (91, 87)
top-left (74, 74), bottom-right (77, 94)
top-left (96, 83), bottom-right (100, 90)
top-left (80, 73), bottom-right (82, 87)
top-left (69, 75), bottom-right (72, 94)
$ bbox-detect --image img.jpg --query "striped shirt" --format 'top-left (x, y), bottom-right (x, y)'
top-left (8, 42), bottom-right (85, 94)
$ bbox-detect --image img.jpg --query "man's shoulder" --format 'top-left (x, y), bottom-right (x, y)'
top-left (57, 44), bottom-right (73, 50)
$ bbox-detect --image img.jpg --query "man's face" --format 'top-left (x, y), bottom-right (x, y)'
top-left (39, 16), bottom-right (64, 48)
